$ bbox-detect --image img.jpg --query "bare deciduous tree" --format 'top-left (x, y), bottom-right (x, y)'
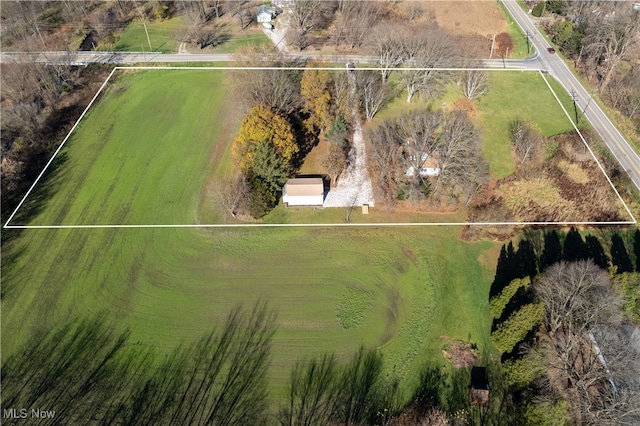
top-left (370, 25), bottom-right (404, 82)
top-left (214, 174), bottom-right (250, 218)
top-left (432, 111), bottom-right (488, 203)
top-left (356, 71), bottom-right (388, 121)
top-left (232, 47), bottom-right (302, 114)
top-left (333, 1), bottom-right (379, 49)
top-left (509, 119), bottom-right (542, 164)
top-left (463, 69), bottom-right (489, 100)
top-left (581, 6), bottom-right (640, 91)
top-left (367, 121), bottom-right (402, 204)
top-left (531, 260), bottom-right (640, 424)
top-left (398, 27), bottom-right (457, 103)
top-left (287, 0), bottom-right (336, 51)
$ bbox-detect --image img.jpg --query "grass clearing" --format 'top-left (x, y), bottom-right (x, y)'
top-left (476, 72), bottom-right (579, 179)
top-left (497, 1), bottom-right (533, 59)
top-left (2, 68), bottom-right (498, 404)
top-left (111, 17), bottom-right (184, 53)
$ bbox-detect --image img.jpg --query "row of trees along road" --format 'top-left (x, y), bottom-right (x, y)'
top-left (541, 1), bottom-right (640, 132)
top-left (489, 228), bottom-right (640, 424)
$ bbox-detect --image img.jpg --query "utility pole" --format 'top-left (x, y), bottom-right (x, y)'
top-left (142, 19), bottom-right (152, 51)
top-left (490, 33), bottom-right (496, 59)
top-left (570, 89), bottom-right (579, 124)
top-left (526, 30), bottom-right (530, 55)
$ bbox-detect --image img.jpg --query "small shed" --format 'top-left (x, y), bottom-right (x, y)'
top-left (470, 366), bottom-right (490, 406)
top-left (282, 178), bottom-right (324, 207)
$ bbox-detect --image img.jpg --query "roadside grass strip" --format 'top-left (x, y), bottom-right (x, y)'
top-left (3, 66), bottom-right (635, 229)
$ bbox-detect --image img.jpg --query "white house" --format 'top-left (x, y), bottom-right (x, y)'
top-left (405, 153), bottom-right (441, 177)
top-left (282, 178), bottom-right (325, 207)
top-left (257, 5), bottom-right (277, 23)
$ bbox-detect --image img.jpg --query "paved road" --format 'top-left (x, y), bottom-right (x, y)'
top-left (502, 0), bottom-right (640, 191)
top-left (0, 50), bottom-right (380, 66)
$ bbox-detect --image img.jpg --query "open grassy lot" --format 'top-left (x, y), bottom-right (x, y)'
top-left (2, 224), bottom-right (495, 401)
top-left (2, 69), bottom-right (497, 403)
top-left (11, 69), bottom-right (230, 227)
top-left (110, 16), bottom-right (271, 54)
top-left (476, 72), bottom-right (580, 179)
top-left (111, 17), bottom-right (184, 53)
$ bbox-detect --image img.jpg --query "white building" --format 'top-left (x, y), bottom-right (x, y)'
top-left (282, 178), bottom-right (325, 206)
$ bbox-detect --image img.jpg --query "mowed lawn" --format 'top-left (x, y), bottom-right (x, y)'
top-left (1, 69), bottom-right (498, 402)
top-left (2, 225), bottom-right (495, 401)
top-left (477, 72), bottom-right (579, 179)
top-left (12, 70), bottom-right (228, 226)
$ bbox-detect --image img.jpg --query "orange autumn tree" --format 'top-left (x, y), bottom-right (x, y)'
top-left (232, 105), bottom-right (298, 172)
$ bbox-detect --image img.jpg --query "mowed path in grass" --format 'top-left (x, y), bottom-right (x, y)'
top-left (2, 69), bottom-right (497, 400)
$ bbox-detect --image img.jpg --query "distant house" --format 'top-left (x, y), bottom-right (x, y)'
top-left (404, 138), bottom-right (441, 177)
top-left (405, 153), bottom-right (441, 177)
top-left (257, 5), bottom-right (277, 23)
top-left (282, 178), bottom-right (325, 207)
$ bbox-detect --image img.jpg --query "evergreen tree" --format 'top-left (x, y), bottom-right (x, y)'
top-left (540, 230), bottom-right (562, 271)
top-left (516, 240), bottom-right (537, 279)
top-left (611, 234), bottom-right (634, 274)
top-left (563, 227), bottom-right (587, 262)
top-left (585, 235), bottom-right (609, 270)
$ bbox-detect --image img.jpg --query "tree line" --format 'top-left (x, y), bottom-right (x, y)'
top-left (488, 228), bottom-right (640, 424)
top-left (2, 301), bottom-right (518, 426)
top-left (536, 1), bottom-right (640, 133)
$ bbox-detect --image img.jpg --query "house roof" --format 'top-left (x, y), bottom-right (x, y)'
top-left (284, 178), bottom-right (324, 196)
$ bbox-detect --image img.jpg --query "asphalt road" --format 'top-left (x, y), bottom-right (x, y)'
top-left (502, 0), bottom-right (640, 192)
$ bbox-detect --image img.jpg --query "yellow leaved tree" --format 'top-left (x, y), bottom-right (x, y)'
top-left (232, 106), bottom-right (298, 172)
top-left (300, 62), bottom-right (333, 131)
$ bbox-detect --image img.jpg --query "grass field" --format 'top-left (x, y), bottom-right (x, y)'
top-left (112, 17), bottom-right (184, 53)
top-left (11, 70), bottom-right (229, 227)
top-left (1, 69), bottom-right (498, 403)
top-left (111, 16), bottom-right (271, 55)
top-left (476, 72), bottom-right (580, 179)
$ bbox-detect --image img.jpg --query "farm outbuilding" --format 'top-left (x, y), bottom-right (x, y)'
top-left (282, 178), bottom-right (325, 207)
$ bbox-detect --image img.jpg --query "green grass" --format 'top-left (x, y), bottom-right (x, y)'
top-left (476, 72), bottom-right (580, 179)
top-left (12, 70), bottom-right (227, 226)
top-left (498, 1), bottom-right (535, 59)
top-left (2, 225), bottom-right (495, 402)
top-left (1, 69), bottom-right (498, 403)
top-left (111, 17), bottom-right (184, 53)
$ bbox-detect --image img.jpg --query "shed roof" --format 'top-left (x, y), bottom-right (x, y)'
top-left (284, 178), bottom-right (324, 196)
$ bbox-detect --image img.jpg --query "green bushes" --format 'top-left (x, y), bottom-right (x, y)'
top-left (532, 2), bottom-right (545, 18)
top-left (491, 303), bottom-right (544, 354)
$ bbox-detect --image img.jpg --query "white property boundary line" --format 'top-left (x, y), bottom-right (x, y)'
top-left (3, 66), bottom-right (636, 229)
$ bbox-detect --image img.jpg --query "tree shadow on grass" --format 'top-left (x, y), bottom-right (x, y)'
top-left (4, 151), bottom-right (69, 231)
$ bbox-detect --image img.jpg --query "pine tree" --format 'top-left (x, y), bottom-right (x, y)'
top-left (585, 235), bottom-right (609, 270)
top-left (517, 240), bottom-right (537, 279)
top-left (563, 227), bottom-right (587, 262)
top-left (540, 230), bottom-right (562, 271)
top-left (611, 234), bottom-right (634, 274)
